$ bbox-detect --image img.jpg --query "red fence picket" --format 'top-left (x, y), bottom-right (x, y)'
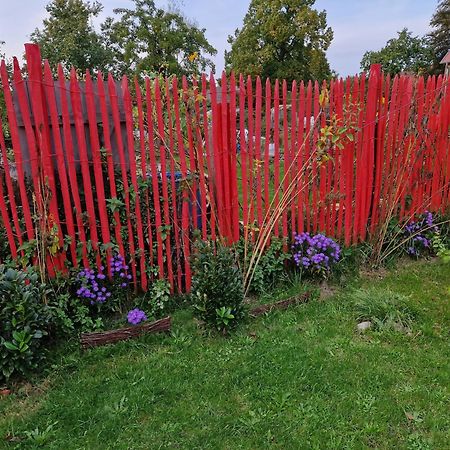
top-left (0, 43), bottom-right (449, 295)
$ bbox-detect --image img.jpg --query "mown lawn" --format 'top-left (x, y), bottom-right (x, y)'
top-left (0, 260), bottom-right (449, 449)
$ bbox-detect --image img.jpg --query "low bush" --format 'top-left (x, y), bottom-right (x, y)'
top-left (0, 266), bottom-right (51, 381)
top-left (191, 240), bottom-right (245, 332)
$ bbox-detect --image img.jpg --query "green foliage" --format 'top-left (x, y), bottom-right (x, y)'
top-left (226, 0), bottom-right (333, 83)
top-left (145, 279), bottom-right (172, 319)
top-left (236, 237), bottom-right (289, 294)
top-left (353, 288), bottom-right (417, 332)
top-left (101, 0), bottom-right (216, 78)
top-left (0, 267), bottom-right (51, 381)
top-left (47, 282), bottom-right (103, 335)
top-left (360, 28), bottom-right (433, 76)
top-left (431, 223), bottom-right (450, 263)
top-left (31, 0), bottom-right (112, 74)
top-left (191, 240), bottom-right (245, 332)
top-left (427, 0), bottom-right (450, 74)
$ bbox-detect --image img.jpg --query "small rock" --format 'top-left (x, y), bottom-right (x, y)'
top-left (357, 321), bottom-right (372, 332)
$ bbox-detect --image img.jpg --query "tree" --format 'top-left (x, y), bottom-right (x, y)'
top-left (360, 28), bottom-right (433, 76)
top-left (30, 0), bottom-right (112, 73)
top-left (101, 0), bottom-right (217, 78)
top-left (225, 0), bottom-right (333, 83)
top-left (428, 0), bottom-right (450, 74)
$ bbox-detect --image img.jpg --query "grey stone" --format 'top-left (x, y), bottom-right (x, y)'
top-left (357, 321), bottom-right (372, 332)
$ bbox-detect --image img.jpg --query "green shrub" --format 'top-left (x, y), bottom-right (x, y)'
top-left (353, 288), bottom-right (417, 331)
top-left (0, 266), bottom-right (51, 381)
top-left (236, 237), bottom-right (289, 294)
top-left (191, 240), bottom-right (245, 332)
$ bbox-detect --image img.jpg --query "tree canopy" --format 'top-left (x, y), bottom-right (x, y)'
top-left (427, 0), bottom-right (450, 74)
top-left (225, 0), bottom-right (333, 83)
top-left (360, 28), bottom-right (433, 76)
top-left (30, 0), bottom-right (216, 78)
top-left (30, 0), bottom-right (112, 74)
top-left (101, 0), bottom-right (216, 78)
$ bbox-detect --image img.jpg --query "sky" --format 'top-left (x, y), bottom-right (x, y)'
top-left (0, 0), bottom-right (439, 76)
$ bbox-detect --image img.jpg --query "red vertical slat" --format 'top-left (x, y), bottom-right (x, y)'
top-left (145, 78), bottom-right (165, 280)
top-left (312, 81), bottom-right (320, 234)
top-left (43, 61), bottom-right (77, 265)
top-left (84, 72), bottom-right (112, 264)
top-left (96, 73), bottom-right (125, 259)
top-left (134, 79), bottom-right (154, 277)
top-left (210, 74), bottom-right (226, 237)
top-left (0, 111), bottom-right (23, 253)
top-left (70, 70), bottom-right (101, 267)
top-left (370, 73), bottom-right (390, 234)
top-left (106, 74), bottom-right (136, 281)
top-left (201, 74), bottom-right (216, 240)
top-left (229, 73), bottom-right (240, 243)
top-left (165, 79), bottom-right (182, 290)
top-left (25, 46), bottom-right (63, 274)
top-left (57, 65), bottom-right (88, 266)
top-left (154, 78), bottom-right (174, 289)
top-left (263, 78), bottom-right (271, 232)
top-left (191, 78), bottom-right (208, 241)
top-left (326, 80), bottom-right (335, 237)
top-left (239, 74), bottom-right (249, 235)
top-left (379, 76), bottom-right (399, 231)
top-left (246, 76), bottom-right (255, 233)
top-left (0, 168), bottom-right (17, 257)
top-left (219, 73), bottom-right (232, 240)
top-left (254, 77), bottom-right (263, 228)
top-left (318, 81), bottom-right (328, 234)
top-left (1, 61), bottom-right (35, 242)
top-left (282, 80), bottom-right (289, 239)
top-left (352, 74), bottom-right (366, 243)
top-left (122, 76), bottom-right (147, 291)
top-left (182, 76), bottom-right (199, 234)
top-left (343, 77), bottom-right (354, 246)
top-left (361, 65), bottom-right (381, 239)
top-left (0, 128), bottom-right (17, 257)
top-left (304, 81), bottom-right (313, 233)
top-left (333, 79), bottom-right (344, 238)
top-left (135, 79), bottom-right (154, 262)
top-left (273, 80), bottom-right (280, 237)
top-left (172, 78), bottom-right (191, 289)
top-left (296, 81), bottom-right (305, 234)
top-left (289, 81), bottom-right (297, 236)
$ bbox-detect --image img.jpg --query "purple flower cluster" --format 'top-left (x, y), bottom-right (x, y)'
top-left (109, 254), bottom-right (132, 288)
top-left (75, 254), bottom-right (132, 306)
top-left (404, 211), bottom-right (437, 257)
top-left (292, 232), bottom-right (341, 275)
top-left (127, 308), bottom-right (147, 325)
top-left (76, 267), bottom-right (111, 305)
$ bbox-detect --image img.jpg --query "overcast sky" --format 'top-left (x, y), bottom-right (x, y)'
top-left (0, 0), bottom-right (438, 76)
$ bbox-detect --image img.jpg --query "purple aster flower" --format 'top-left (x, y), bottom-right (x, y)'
top-left (127, 308), bottom-right (147, 325)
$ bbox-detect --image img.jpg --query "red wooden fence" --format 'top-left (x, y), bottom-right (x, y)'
top-left (0, 44), bottom-right (449, 292)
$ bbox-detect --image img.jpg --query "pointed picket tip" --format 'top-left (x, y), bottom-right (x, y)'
top-left (12, 57), bottom-right (21, 73)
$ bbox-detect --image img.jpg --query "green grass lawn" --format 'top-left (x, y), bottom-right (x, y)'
top-left (1, 260), bottom-right (449, 449)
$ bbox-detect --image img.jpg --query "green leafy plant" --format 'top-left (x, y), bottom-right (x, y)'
top-left (215, 307), bottom-right (235, 330)
top-left (191, 240), bottom-right (245, 332)
top-left (0, 266), bottom-right (51, 381)
top-left (149, 279), bottom-right (171, 318)
top-left (24, 421), bottom-right (58, 446)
